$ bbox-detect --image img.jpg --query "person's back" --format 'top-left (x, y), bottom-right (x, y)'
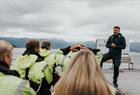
top-left (40, 41), bottom-right (64, 86)
top-left (54, 49), bottom-right (115, 95)
top-left (12, 39), bottom-right (51, 95)
top-left (0, 74), bottom-right (35, 95)
top-left (11, 39), bottom-right (43, 79)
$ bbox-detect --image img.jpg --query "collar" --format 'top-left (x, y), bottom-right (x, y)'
top-left (0, 60), bottom-right (9, 69)
top-left (112, 33), bottom-right (122, 37)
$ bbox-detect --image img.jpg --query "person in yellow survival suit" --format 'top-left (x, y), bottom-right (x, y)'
top-left (40, 41), bottom-right (58, 86)
top-left (40, 41), bottom-right (69, 86)
top-left (11, 39), bottom-right (52, 95)
top-left (41, 42), bottom-right (103, 73)
top-left (39, 41), bottom-right (103, 91)
top-left (40, 42), bottom-right (88, 86)
top-left (0, 40), bottom-right (36, 95)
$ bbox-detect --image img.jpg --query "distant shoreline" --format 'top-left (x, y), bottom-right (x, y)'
top-left (1, 37), bottom-right (140, 53)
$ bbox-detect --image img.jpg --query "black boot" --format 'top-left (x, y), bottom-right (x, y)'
top-left (113, 79), bottom-right (118, 88)
top-left (113, 82), bottom-right (118, 88)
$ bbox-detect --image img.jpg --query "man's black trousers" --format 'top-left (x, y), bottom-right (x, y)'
top-left (100, 53), bottom-right (121, 84)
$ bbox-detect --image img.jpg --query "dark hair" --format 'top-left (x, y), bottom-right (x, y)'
top-left (23, 39), bottom-right (40, 56)
top-left (26, 39), bottom-right (39, 50)
top-left (114, 26), bottom-right (120, 29)
top-left (23, 39), bottom-right (45, 62)
top-left (41, 41), bottom-right (51, 50)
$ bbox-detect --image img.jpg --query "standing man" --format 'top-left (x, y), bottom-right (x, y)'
top-left (100, 26), bottom-right (126, 88)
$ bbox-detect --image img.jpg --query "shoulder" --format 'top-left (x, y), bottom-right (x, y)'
top-left (107, 35), bottom-right (113, 40)
top-left (119, 34), bottom-right (125, 39)
top-left (2, 75), bottom-right (24, 82)
top-left (0, 75), bottom-right (27, 87)
top-left (0, 75), bottom-right (35, 95)
top-left (109, 35), bottom-right (113, 39)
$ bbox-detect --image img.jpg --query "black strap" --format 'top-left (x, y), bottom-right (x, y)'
top-left (25, 68), bottom-right (29, 80)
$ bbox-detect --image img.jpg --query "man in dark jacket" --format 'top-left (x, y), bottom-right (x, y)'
top-left (100, 26), bottom-right (126, 88)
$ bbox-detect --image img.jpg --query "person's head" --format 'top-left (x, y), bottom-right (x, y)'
top-left (113, 26), bottom-right (120, 35)
top-left (54, 49), bottom-right (112, 95)
top-left (26, 39), bottom-right (40, 53)
top-left (0, 40), bottom-right (13, 66)
top-left (41, 41), bottom-right (51, 50)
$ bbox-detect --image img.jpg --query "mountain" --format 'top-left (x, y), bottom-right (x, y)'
top-left (0, 37), bottom-right (140, 53)
top-left (130, 42), bottom-right (140, 53)
top-left (0, 37), bottom-right (95, 49)
top-left (0, 37), bottom-right (71, 49)
top-left (83, 41), bottom-right (96, 48)
top-left (46, 39), bottom-right (70, 49)
top-left (0, 37), bottom-right (27, 47)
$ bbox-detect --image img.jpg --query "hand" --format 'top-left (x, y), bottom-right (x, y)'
top-left (70, 44), bottom-right (84, 51)
top-left (111, 43), bottom-right (116, 48)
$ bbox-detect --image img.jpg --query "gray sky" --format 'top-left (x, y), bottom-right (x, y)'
top-left (0, 0), bottom-right (140, 42)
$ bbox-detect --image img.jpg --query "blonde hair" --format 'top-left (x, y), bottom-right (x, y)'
top-left (0, 40), bottom-right (13, 60)
top-left (54, 49), bottom-right (112, 95)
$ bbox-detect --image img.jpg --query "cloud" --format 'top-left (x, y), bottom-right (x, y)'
top-left (82, 0), bottom-right (122, 8)
top-left (0, 0), bottom-right (140, 41)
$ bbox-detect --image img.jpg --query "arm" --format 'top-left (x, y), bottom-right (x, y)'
top-left (106, 37), bottom-right (112, 48)
top-left (22, 82), bottom-right (36, 95)
top-left (116, 37), bottom-right (126, 49)
top-left (60, 44), bottom-right (83, 55)
top-left (60, 46), bottom-right (71, 55)
top-left (88, 47), bottom-right (100, 55)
